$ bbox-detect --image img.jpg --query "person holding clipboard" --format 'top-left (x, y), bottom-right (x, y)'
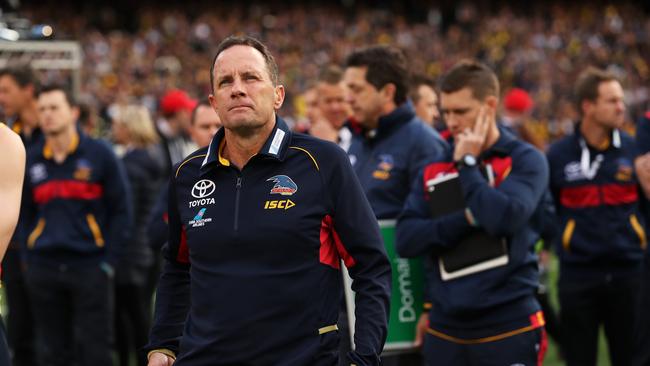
top-left (396, 60), bottom-right (549, 366)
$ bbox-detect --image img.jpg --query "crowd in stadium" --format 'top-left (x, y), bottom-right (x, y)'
top-left (18, 2), bottom-right (650, 144)
top-left (0, 1), bottom-right (649, 366)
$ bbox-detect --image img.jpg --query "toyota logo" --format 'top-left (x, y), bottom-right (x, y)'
top-left (191, 179), bottom-right (216, 198)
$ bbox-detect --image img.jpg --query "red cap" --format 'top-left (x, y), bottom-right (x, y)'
top-left (160, 89), bottom-right (198, 115)
top-left (504, 88), bottom-right (534, 113)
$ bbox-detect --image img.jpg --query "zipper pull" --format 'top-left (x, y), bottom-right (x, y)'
top-left (236, 177), bottom-right (242, 188)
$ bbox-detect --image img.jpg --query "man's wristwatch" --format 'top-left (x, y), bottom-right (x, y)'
top-left (455, 154), bottom-right (477, 170)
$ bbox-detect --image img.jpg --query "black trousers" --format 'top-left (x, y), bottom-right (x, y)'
top-left (559, 272), bottom-right (640, 366)
top-left (2, 248), bottom-right (37, 366)
top-left (26, 262), bottom-right (114, 366)
top-left (633, 255), bottom-right (650, 366)
top-left (115, 282), bottom-right (150, 366)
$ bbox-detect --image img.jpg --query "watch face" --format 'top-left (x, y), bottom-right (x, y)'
top-left (464, 155), bottom-right (477, 166)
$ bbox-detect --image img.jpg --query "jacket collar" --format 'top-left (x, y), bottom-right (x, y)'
top-left (201, 115), bottom-right (292, 172)
top-left (355, 103), bottom-right (415, 141)
top-left (43, 130), bottom-right (81, 160)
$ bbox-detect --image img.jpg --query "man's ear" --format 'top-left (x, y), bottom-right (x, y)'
top-left (274, 85), bottom-right (285, 110)
top-left (381, 83), bottom-right (396, 104)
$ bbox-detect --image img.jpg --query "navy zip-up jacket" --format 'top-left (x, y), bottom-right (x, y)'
top-left (21, 132), bottom-right (131, 267)
top-left (396, 129), bottom-right (548, 332)
top-left (348, 104), bottom-right (448, 219)
top-left (145, 117), bottom-right (391, 366)
top-left (547, 125), bottom-right (645, 280)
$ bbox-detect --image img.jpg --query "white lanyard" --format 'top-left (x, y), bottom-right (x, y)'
top-left (578, 129), bottom-right (620, 180)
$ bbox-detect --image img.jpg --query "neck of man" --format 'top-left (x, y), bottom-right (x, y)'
top-left (365, 102), bottom-right (397, 132)
top-left (580, 116), bottom-right (611, 150)
top-left (222, 118), bottom-right (276, 170)
top-left (47, 124), bottom-right (77, 163)
top-left (18, 100), bottom-right (39, 136)
top-left (480, 123), bottom-right (501, 154)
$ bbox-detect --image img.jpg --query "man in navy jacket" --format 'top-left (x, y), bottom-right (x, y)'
top-left (547, 67), bottom-right (645, 366)
top-left (22, 85), bottom-right (131, 366)
top-left (397, 60), bottom-right (549, 366)
top-left (145, 35), bottom-right (391, 366)
top-left (343, 46), bottom-right (447, 365)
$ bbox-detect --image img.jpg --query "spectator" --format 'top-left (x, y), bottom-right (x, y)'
top-left (111, 104), bottom-right (165, 366)
top-left (501, 88), bottom-right (546, 150)
top-left (157, 89), bottom-right (198, 173)
top-left (410, 74), bottom-right (441, 129)
top-left (310, 65), bottom-right (353, 151)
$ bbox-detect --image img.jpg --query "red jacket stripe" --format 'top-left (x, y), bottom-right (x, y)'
top-left (33, 180), bottom-right (103, 205)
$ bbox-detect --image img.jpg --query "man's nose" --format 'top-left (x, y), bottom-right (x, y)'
top-left (230, 77), bottom-right (246, 97)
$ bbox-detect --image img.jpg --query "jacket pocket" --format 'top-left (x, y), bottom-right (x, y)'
top-left (629, 214), bottom-right (647, 249)
top-left (562, 219), bottom-right (576, 253)
top-left (86, 214), bottom-right (105, 247)
top-left (27, 218), bottom-right (46, 249)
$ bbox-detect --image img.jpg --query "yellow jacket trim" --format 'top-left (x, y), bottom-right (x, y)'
top-left (27, 218), bottom-right (46, 249)
top-left (175, 154), bottom-right (208, 178)
top-left (86, 214), bottom-right (105, 247)
top-left (562, 219), bottom-right (576, 252)
top-left (289, 146), bottom-right (320, 171)
top-left (318, 324), bottom-right (339, 335)
top-left (426, 321), bottom-right (544, 345)
top-left (630, 214), bottom-right (647, 249)
top-left (217, 139), bottom-right (231, 166)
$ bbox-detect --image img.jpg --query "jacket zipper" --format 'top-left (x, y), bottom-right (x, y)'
top-left (234, 175), bottom-right (242, 231)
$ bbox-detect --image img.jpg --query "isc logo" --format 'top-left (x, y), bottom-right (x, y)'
top-left (264, 199), bottom-right (296, 210)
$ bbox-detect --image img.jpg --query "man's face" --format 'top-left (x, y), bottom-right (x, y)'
top-left (317, 82), bottom-right (350, 130)
top-left (0, 75), bottom-right (29, 117)
top-left (414, 84), bottom-right (439, 126)
top-left (209, 45), bottom-right (284, 135)
top-left (586, 80), bottom-right (626, 129)
top-left (37, 90), bottom-right (78, 136)
top-left (440, 87), bottom-right (487, 138)
top-left (191, 105), bottom-right (222, 148)
top-left (344, 66), bottom-right (384, 129)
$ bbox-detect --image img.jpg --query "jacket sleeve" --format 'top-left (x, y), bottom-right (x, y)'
top-left (459, 147), bottom-right (549, 238)
top-left (144, 177), bottom-right (191, 356)
top-left (147, 185), bottom-right (170, 251)
top-left (102, 146), bottom-right (133, 266)
top-left (396, 168), bottom-right (473, 258)
top-left (324, 146), bottom-right (391, 366)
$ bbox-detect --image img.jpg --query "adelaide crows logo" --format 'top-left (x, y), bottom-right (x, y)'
top-left (267, 175), bottom-right (298, 196)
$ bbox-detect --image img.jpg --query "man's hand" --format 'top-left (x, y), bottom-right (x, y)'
top-left (147, 352), bottom-right (175, 366)
top-left (453, 106), bottom-right (492, 161)
top-left (635, 153), bottom-right (650, 199)
top-left (414, 312), bottom-right (429, 347)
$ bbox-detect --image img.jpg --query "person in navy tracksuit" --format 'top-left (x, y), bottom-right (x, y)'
top-left (21, 85), bottom-right (131, 366)
top-left (145, 35), bottom-right (391, 366)
top-left (632, 110), bottom-right (650, 366)
top-left (343, 45), bottom-right (448, 366)
top-left (397, 60), bottom-right (549, 366)
top-left (547, 67), bottom-right (645, 366)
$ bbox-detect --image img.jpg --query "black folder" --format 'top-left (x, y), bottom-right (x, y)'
top-left (425, 170), bottom-right (508, 280)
